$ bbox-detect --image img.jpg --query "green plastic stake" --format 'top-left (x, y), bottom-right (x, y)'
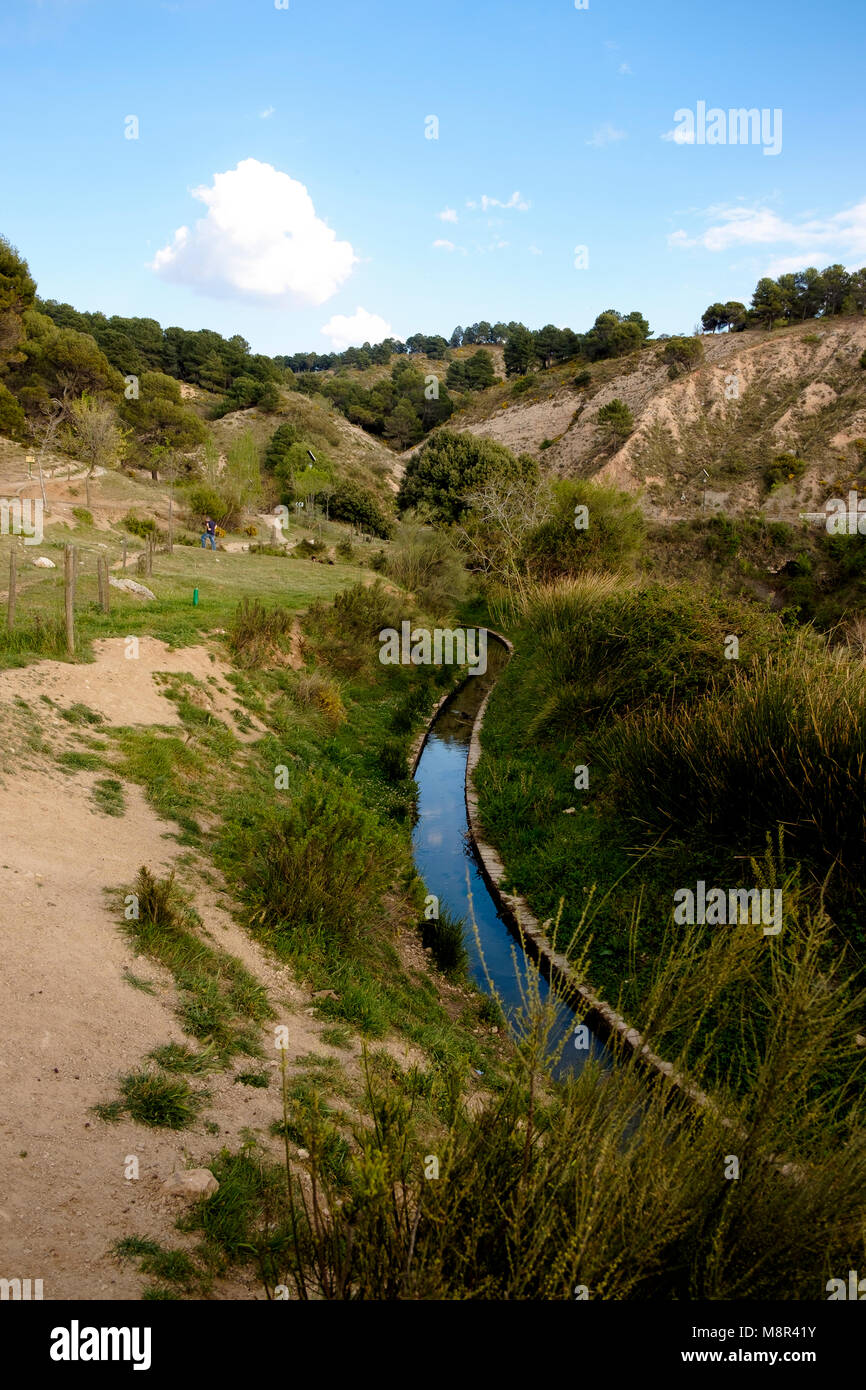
top-left (193, 588), bottom-right (199, 606)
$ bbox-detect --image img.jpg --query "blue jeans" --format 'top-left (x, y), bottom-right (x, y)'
top-left (201, 533), bottom-right (216, 549)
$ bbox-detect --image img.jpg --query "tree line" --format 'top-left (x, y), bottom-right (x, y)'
top-left (703, 262), bottom-right (866, 333)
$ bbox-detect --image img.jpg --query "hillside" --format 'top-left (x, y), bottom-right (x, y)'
top-left (446, 317), bottom-right (866, 520)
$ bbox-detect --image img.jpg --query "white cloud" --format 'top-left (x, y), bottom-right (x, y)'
top-left (586, 123), bottom-right (627, 148)
top-left (320, 307), bottom-right (392, 351)
top-left (618, 62), bottom-right (632, 75)
top-left (259, 106), bottom-right (275, 119)
top-left (151, 158), bottom-right (358, 305)
top-left (668, 198), bottom-right (866, 267)
top-left (662, 126), bottom-right (695, 144)
top-left (437, 207), bottom-right (458, 223)
top-left (433, 239), bottom-right (456, 251)
top-left (528, 244), bottom-right (542, 255)
top-left (479, 191), bottom-right (530, 212)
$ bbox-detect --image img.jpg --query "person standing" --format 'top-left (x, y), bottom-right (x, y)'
top-left (201, 516), bottom-right (217, 550)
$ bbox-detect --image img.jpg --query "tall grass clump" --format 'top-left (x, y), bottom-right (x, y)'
top-left (594, 642), bottom-right (866, 928)
top-left (518, 576), bottom-right (787, 738)
top-left (420, 906), bottom-right (468, 976)
top-left (227, 597), bottom-right (295, 669)
top-left (383, 524), bottom-right (467, 615)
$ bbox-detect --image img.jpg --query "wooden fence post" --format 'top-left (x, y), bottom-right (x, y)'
top-left (64, 544), bottom-right (76, 655)
top-left (7, 547), bottom-right (17, 631)
top-left (100, 556), bottom-right (110, 613)
top-left (146, 536), bottom-right (153, 576)
top-left (122, 537), bottom-right (128, 571)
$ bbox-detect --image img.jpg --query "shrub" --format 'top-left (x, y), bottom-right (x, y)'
top-left (226, 779), bottom-right (398, 951)
top-left (335, 538), bottom-right (355, 562)
top-left (122, 511), bottom-right (159, 538)
top-left (765, 452), bottom-right (808, 488)
top-left (329, 479), bottom-right (393, 538)
top-left (398, 429), bottom-right (536, 524)
top-left (72, 507), bottom-right (93, 526)
top-left (227, 597), bottom-right (295, 669)
top-left (522, 480), bottom-right (644, 582)
top-left (573, 370), bottom-right (592, 389)
top-left (185, 484), bottom-right (240, 531)
top-left (297, 671), bottom-right (346, 727)
top-left (662, 336), bottom-right (704, 378)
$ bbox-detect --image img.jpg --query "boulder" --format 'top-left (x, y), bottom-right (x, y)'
top-left (110, 577), bottom-right (156, 600)
top-left (33, 556), bottom-right (56, 568)
top-left (162, 1168), bottom-right (219, 1199)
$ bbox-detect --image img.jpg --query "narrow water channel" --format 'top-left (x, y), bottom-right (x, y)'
top-left (411, 639), bottom-right (610, 1079)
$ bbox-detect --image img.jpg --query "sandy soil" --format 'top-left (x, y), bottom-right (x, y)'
top-left (0, 639), bottom-right (348, 1300)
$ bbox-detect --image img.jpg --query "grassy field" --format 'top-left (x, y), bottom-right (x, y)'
top-left (0, 526), bottom-right (374, 667)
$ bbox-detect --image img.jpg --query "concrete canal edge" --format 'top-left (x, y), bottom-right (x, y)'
top-left (461, 628), bottom-right (717, 1110)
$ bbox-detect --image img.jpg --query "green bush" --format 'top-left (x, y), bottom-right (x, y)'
top-left (521, 480), bottom-right (644, 582)
top-left (398, 429), bottom-right (536, 524)
top-left (121, 511), bottom-right (159, 538)
top-left (71, 507), bottom-right (93, 526)
top-left (227, 597), bottom-right (295, 669)
top-left (225, 778), bottom-right (398, 952)
top-left (662, 336), bottom-right (704, 378)
top-left (765, 452), bottom-right (808, 488)
top-left (329, 479), bottom-right (393, 538)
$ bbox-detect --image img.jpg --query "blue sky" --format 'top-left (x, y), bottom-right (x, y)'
top-left (1, 0), bottom-right (864, 354)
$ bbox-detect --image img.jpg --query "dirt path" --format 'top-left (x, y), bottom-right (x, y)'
top-left (0, 639), bottom-right (347, 1300)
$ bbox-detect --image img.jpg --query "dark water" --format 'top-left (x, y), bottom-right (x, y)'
top-left (411, 642), bottom-right (610, 1079)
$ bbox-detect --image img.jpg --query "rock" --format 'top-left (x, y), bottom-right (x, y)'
top-left (313, 989), bottom-right (339, 1001)
top-left (563, 807), bottom-right (576, 815)
top-left (296, 1148), bottom-right (310, 1160)
top-left (162, 1168), bottom-right (219, 1199)
top-left (33, 557), bottom-right (56, 568)
top-left (110, 577), bottom-right (156, 600)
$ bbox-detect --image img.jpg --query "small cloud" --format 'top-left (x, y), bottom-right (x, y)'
top-left (320, 306), bottom-right (393, 351)
top-left (586, 123), bottom-right (627, 148)
top-left (465, 199), bottom-right (477, 209)
top-left (437, 207), bottom-right (458, 223)
top-left (618, 62), bottom-right (632, 75)
top-left (259, 106), bottom-right (276, 119)
top-left (662, 126), bottom-right (695, 144)
top-left (528, 244), bottom-right (542, 255)
top-left (433, 239), bottom-right (456, 251)
top-left (479, 191), bottom-right (530, 212)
